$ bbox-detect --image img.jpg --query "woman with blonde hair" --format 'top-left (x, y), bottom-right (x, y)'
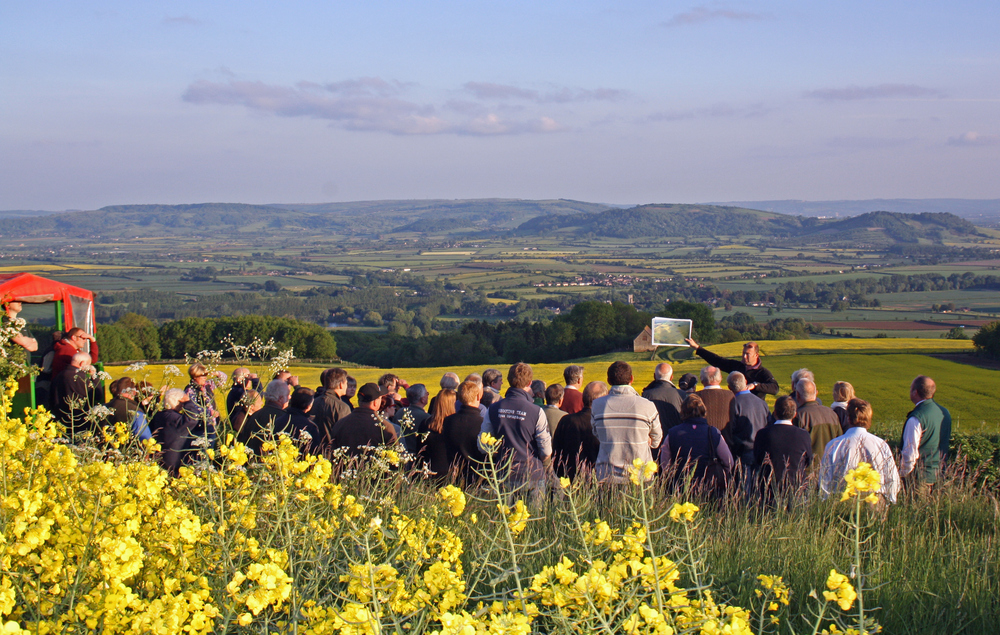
top-left (831, 381), bottom-right (855, 433)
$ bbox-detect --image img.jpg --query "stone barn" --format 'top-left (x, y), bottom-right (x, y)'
top-left (633, 326), bottom-right (656, 352)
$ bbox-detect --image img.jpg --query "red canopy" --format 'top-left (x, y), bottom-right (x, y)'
top-left (0, 272), bottom-right (96, 337)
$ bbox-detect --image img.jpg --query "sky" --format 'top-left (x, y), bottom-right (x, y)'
top-left (2, 1), bottom-right (999, 210)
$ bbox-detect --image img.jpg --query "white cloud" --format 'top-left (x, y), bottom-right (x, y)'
top-left (645, 102), bottom-right (772, 122)
top-left (663, 6), bottom-right (770, 27)
top-left (463, 82), bottom-right (628, 103)
top-left (804, 84), bottom-right (943, 101)
top-left (947, 132), bottom-right (1000, 147)
top-left (182, 78), bottom-right (568, 136)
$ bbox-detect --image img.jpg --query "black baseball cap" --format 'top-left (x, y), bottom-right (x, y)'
top-left (357, 382), bottom-right (389, 402)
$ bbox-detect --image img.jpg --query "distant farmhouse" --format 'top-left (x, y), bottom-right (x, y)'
top-left (634, 326), bottom-right (656, 352)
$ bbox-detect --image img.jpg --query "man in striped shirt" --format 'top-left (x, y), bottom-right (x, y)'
top-left (591, 361), bottom-right (663, 484)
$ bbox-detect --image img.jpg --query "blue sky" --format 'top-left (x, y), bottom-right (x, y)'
top-left (2, 1), bottom-right (998, 210)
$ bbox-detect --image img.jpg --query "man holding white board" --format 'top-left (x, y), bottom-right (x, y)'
top-left (683, 337), bottom-right (779, 402)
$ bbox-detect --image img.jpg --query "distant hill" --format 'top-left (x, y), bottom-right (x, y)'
top-left (0, 199), bottom-right (983, 246)
top-left (516, 204), bottom-right (804, 238)
top-left (708, 198), bottom-right (1000, 226)
top-left (0, 199), bottom-right (614, 238)
top-left (515, 205), bottom-right (982, 245)
top-left (788, 211), bottom-right (982, 246)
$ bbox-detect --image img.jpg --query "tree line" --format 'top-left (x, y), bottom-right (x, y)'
top-left (96, 314), bottom-right (337, 362)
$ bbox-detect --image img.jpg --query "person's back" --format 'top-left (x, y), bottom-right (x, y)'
top-left (900, 375), bottom-right (952, 486)
top-left (394, 404), bottom-right (431, 456)
top-left (552, 381), bottom-right (607, 480)
top-left (729, 390), bottom-right (770, 464)
top-left (238, 404), bottom-right (294, 455)
top-left (442, 403), bottom-right (485, 484)
top-left (754, 397), bottom-right (812, 494)
top-left (694, 366), bottom-right (732, 433)
top-left (331, 383), bottom-right (398, 457)
top-left (487, 387), bottom-right (546, 479)
top-left (820, 399), bottom-right (900, 504)
top-left (481, 363), bottom-right (550, 485)
top-left (591, 361), bottom-right (662, 483)
top-left (661, 417), bottom-right (732, 492)
top-left (696, 387), bottom-right (733, 432)
top-left (642, 363), bottom-right (683, 431)
top-left (797, 401), bottom-right (841, 464)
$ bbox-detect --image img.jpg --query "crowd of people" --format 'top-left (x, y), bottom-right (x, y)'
top-left (44, 334), bottom-right (952, 503)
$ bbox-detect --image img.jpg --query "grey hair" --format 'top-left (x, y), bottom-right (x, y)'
top-left (530, 379), bottom-right (546, 398)
top-left (482, 368), bottom-right (502, 387)
top-left (700, 366), bottom-right (722, 386)
top-left (653, 363), bottom-right (673, 381)
top-left (232, 367), bottom-right (250, 382)
top-left (791, 368), bottom-right (815, 385)
top-left (440, 372), bottom-right (460, 391)
top-left (727, 371), bottom-right (747, 392)
top-left (563, 364), bottom-right (584, 386)
top-left (406, 383), bottom-right (428, 403)
top-left (164, 388), bottom-right (186, 410)
top-left (795, 378), bottom-right (817, 401)
top-left (464, 373), bottom-right (482, 386)
top-left (263, 379), bottom-right (290, 404)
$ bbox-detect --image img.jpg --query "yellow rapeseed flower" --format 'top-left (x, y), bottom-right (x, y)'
top-left (627, 458), bottom-right (658, 485)
top-left (823, 569), bottom-right (857, 611)
top-left (840, 462), bottom-right (882, 504)
top-left (437, 485), bottom-right (467, 517)
top-left (479, 432), bottom-right (501, 453)
top-left (668, 502), bottom-right (700, 523)
top-left (499, 500), bottom-right (530, 534)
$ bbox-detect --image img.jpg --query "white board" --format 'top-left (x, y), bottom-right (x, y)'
top-left (651, 317), bottom-right (693, 347)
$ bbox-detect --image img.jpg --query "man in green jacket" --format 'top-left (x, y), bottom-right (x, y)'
top-left (899, 375), bottom-right (952, 491)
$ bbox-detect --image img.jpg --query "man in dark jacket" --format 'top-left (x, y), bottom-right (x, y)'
top-left (287, 387), bottom-right (322, 456)
top-left (226, 368), bottom-right (252, 419)
top-left (50, 351), bottom-right (96, 439)
top-left (394, 383), bottom-right (431, 456)
top-left (479, 362), bottom-right (551, 490)
top-left (793, 378), bottom-right (842, 467)
top-left (151, 388), bottom-right (198, 476)
top-left (754, 396), bottom-right (813, 498)
top-left (552, 381), bottom-right (608, 481)
top-left (727, 371), bottom-right (769, 468)
top-left (237, 380), bottom-right (296, 456)
top-left (442, 380), bottom-right (486, 485)
top-left (312, 367), bottom-right (352, 453)
top-left (642, 363), bottom-right (684, 432)
top-left (330, 383), bottom-right (398, 456)
top-left (684, 338), bottom-right (778, 400)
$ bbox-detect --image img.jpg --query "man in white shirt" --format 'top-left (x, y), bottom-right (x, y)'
top-left (820, 399), bottom-right (900, 504)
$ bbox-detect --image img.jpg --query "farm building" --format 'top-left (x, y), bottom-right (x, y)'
top-left (634, 326), bottom-right (656, 352)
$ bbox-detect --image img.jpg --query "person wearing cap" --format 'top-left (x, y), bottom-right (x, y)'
top-left (683, 338), bottom-right (778, 401)
top-left (329, 382), bottom-right (398, 456)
